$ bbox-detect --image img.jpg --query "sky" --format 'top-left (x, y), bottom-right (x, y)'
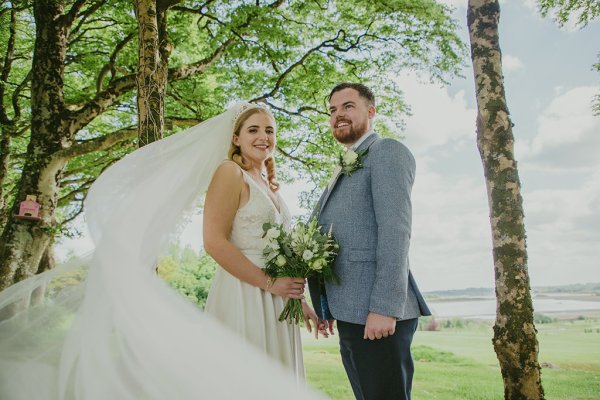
top-left (390, 0), bottom-right (600, 291)
top-left (283, 0), bottom-right (600, 291)
top-left (57, 0), bottom-right (599, 292)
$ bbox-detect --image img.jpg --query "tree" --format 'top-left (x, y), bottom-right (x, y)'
top-left (0, 2), bottom-right (33, 230)
top-left (538, 0), bottom-right (599, 27)
top-left (134, 0), bottom-right (183, 145)
top-left (467, 1), bottom-right (545, 399)
top-left (0, 0), bottom-right (464, 290)
top-left (537, 0), bottom-right (600, 114)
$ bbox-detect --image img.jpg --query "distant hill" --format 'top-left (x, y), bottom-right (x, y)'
top-left (424, 287), bottom-right (494, 299)
top-left (424, 282), bottom-right (600, 299)
top-left (533, 282), bottom-right (600, 294)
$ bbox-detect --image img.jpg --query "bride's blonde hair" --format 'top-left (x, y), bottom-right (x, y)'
top-left (228, 106), bottom-right (280, 191)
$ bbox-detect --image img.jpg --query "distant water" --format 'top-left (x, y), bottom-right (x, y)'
top-left (428, 296), bottom-right (600, 319)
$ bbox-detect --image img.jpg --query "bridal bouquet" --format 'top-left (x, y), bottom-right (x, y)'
top-left (262, 217), bottom-right (340, 324)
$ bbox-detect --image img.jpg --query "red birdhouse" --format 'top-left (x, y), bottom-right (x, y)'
top-left (15, 195), bottom-right (41, 221)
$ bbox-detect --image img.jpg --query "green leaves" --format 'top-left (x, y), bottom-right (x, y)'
top-left (1, 0), bottom-right (465, 239)
top-left (538, 0), bottom-right (600, 27)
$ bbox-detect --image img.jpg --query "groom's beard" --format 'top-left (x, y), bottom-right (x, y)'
top-left (332, 120), bottom-right (369, 145)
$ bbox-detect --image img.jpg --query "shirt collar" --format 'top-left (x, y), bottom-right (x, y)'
top-left (348, 129), bottom-right (374, 151)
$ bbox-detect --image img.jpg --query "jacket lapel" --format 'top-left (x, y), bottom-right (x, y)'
top-left (318, 133), bottom-right (379, 214)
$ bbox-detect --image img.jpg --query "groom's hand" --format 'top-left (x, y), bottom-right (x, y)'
top-left (316, 319), bottom-right (336, 338)
top-left (326, 319), bottom-right (336, 336)
top-left (363, 312), bottom-right (396, 340)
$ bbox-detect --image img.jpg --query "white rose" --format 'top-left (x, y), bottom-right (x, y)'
top-left (266, 227), bottom-right (281, 240)
top-left (343, 150), bottom-right (358, 165)
top-left (302, 249), bottom-right (314, 261)
top-left (275, 255), bottom-right (287, 267)
top-left (311, 259), bottom-right (325, 271)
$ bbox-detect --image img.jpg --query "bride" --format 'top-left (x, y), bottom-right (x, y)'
top-left (0, 102), bottom-right (323, 399)
top-left (203, 104), bottom-right (321, 380)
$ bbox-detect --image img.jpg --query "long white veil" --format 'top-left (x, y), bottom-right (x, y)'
top-left (0, 103), bottom-right (322, 399)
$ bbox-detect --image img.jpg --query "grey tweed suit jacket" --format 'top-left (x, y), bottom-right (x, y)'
top-left (308, 133), bottom-right (431, 325)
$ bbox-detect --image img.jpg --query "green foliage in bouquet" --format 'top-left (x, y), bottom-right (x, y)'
top-left (262, 217), bottom-right (340, 324)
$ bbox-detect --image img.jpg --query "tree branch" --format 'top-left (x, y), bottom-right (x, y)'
top-left (157, 0), bottom-right (184, 12)
top-left (171, 1), bottom-right (219, 15)
top-left (58, 180), bottom-right (94, 206)
top-left (62, 0), bottom-right (88, 29)
top-left (249, 29), bottom-right (362, 103)
top-left (168, 37), bottom-right (235, 81)
top-left (61, 150), bottom-right (121, 177)
top-left (0, 6), bottom-right (17, 125)
top-left (54, 126), bottom-right (137, 160)
top-left (11, 70), bottom-right (31, 121)
top-left (96, 32), bottom-right (135, 92)
top-left (276, 146), bottom-right (314, 168)
top-left (58, 199), bottom-right (85, 225)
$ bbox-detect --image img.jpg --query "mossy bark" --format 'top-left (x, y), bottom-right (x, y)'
top-left (0, 0), bottom-right (70, 291)
top-left (467, 1), bottom-right (545, 399)
top-left (135, 0), bottom-right (172, 146)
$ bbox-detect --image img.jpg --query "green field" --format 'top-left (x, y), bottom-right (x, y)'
top-left (302, 317), bottom-right (600, 399)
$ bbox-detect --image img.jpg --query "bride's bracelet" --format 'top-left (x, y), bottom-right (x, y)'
top-left (266, 276), bottom-right (276, 291)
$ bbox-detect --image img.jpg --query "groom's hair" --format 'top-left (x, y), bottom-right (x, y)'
top-left (328, 82), bottom-right (375, 106)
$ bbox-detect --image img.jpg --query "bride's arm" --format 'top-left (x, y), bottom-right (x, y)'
top-left (203, 162), bottom-right (304, 299)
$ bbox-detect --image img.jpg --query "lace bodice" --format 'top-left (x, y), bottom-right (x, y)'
top-left (230, 170), bottom-right (291, 266)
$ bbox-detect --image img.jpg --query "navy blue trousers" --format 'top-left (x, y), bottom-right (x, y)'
top-left (337, 318), bottom-right (419, 400)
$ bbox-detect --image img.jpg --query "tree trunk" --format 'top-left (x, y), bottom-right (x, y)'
top-left (135, 0), bottom-right (169, 146)
top-left (0, 6), bottom-right (18, 228)
top-left (29, 239), bottom-right (55, 306)
top-left (0, 0), bottom-right (70, 291)
top-left (467, 1), bottom-right (545, 399)
top-left (0, 134), bottom-right (10, 215)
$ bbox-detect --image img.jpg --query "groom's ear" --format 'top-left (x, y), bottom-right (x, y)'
top-left (367, 104), bottom-right (376, 119)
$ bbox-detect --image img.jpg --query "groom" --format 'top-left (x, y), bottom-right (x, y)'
top-left (308, 83), bottom-right (431, 400)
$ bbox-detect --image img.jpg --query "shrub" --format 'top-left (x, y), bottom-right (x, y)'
top-left (533, 313), bottom-right (556, 324)
top-left (157, 244), bottom-right (217, 309)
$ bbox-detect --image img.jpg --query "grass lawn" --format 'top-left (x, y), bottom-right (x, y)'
top-left (302, 317), bottom-right (600, 399)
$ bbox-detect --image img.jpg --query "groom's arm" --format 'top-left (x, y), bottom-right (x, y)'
top-left (368, 139), bottom-right (415, 319)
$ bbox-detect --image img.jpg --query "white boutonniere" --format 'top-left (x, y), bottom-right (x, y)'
top-left (339, 148), bottom-right (368, 176)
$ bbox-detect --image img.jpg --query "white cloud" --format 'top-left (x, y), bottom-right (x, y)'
top-left (393, 74), bottom-right (476, 154)
top-left (523, 0), bottom-right (538, 12)
top-left (525, 186), bottom-right (600, 286)
top-left (437, 0), bottom-right (507, 8)
top-left (411, 162), bottom-right (495, 291)
top-left (436, 0), bottom-right (466, 8)
top-left (519, 86), bottom-right (600, 169)
top-left (516, 86), bottom-right (600, 287)
top-left (503, 54), bottom-right (524, 72)
top-left (394, 78), bottom-right (600, 291)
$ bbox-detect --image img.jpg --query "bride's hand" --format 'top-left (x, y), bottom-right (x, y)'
top-left (267, 277), bottom-right (305, 299)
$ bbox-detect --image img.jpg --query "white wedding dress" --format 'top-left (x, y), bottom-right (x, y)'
top-left (205, 167), bottom-right (304, 381)
top-left (0, 103), bottom-right (321, 400)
